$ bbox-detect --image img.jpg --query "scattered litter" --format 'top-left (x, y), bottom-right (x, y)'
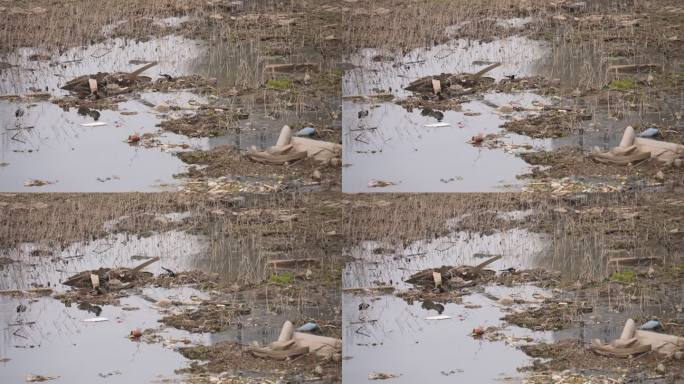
top-left (638, 127), bottom-right (660, 138)
top-left (368, 372), bottom-right (399, 380)
top-left (406, 255), bottom-right (503, 291)
top-left (294, 127), bottom-right (316, 137)
top-left (61, 61), bottom-right (158, 98)
top-left (639, 320), bottom-right (662, 331)
top-left (296, 322), bottom-right (320, 332)
top-left (469, 135), bottom-right (484, 145)
top-left (82, 317), bottom-right (109, 322)
top-left (25, 375), bottom-right (58, 382)
top-left (405, 63), bottom-right (500, 97)
top-left (126, 133), bottom-right (141, 144)
top-left (368, 179), bottom-right (397, 188)
top-left (64, 256), bottom-right (159, 291)
top-left (24, 179), bottom-right (55, 187)
top-left (472, 327), bottom-right (485, 336)
top-left (80, 122), bottom-right (107, 127)
top-left (424, 122), bottom-right (450, 128)
top-left (433, 271), bottom-right (442, 288)
top-left (425, 315), bottom-right (451, 320)
top-left (129, 328), bottom-right (143, 339)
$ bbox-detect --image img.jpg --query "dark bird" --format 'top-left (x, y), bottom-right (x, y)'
top-left (161, 267), bottom-right (176, 277)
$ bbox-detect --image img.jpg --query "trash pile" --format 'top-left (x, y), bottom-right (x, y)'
top-left (248, 125), bottom-right (342, 165)
top-left (501, 108), bottom-right (590, 139)
top-left (62, 257), bottom-right (159, 292)
top-left (247, 320), bottom-right (342, 361)
top-left (405, 255), bottom-right (502, 291)
top-left (61, 62), bottom-right (158, 98)
top-left (404, 63), bottom-right (501, 98)
top-left (591, 126), bottom-right (684, 167)
top-left (160, 301), bottom-right (252, 333)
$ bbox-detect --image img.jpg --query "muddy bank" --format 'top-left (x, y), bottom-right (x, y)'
top-left (520, 147), bottom-right (684, 191)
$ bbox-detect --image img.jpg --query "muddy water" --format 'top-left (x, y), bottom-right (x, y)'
top-left (343, 36), bottom-right (550, 99)
top-left (0, 36), bottom-right (205, 96)
top-left (343, 93), bottom-right (552, 192)
top-left (342, 293), bottom-right (548, 383)
top-left (0, 291), bottom-right (206, 383)
top-left (0, 229), bottom-right (207, 291)
top-left (212, 288), bottom-right (340, 347)
top-left (0, 92), bottom-right (209, 192)
top-left (0, 36), bottom-right (210, 192)
top-left (343, 228), bottom-right (549, 290)
top-left (342, 225), bottom-right (554, 382)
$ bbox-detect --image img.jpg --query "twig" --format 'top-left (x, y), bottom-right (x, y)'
top-left (474, 255), bottom-right (503, 271)
top-left (354, 133), bottom-right (369, 144)
top-left (472, 62), bottom-right (501, 79)
top-left (132, 256), bottom-right (160, 272)
top-left (10, 132), bottom-right (25, 143)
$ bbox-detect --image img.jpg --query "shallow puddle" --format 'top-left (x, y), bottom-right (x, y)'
top-left (0, 230), bottom-right (207, 291)
top-left (343, 36), bottom-right (550, 99)
top-left (343, 93), bottom-right (551, 192)
top-left (0, 36), bottom-right (215, 191)
top-left (0, 92), bottom-right (208, 192)
top-left (0, 36), bottom-right (207, 97)
top-left (344, 228), bottom-right (549, 290)
top-left (213, 288), bottom-right (340, 347)
top-left (0, 292), bottom-right (201, 383)
top-left (342, 291), bottom-right (553, 383)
